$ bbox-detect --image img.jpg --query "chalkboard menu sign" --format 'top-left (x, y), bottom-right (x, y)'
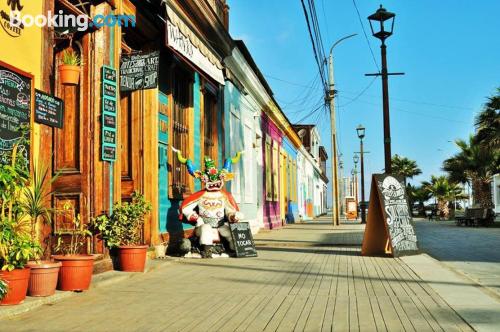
top-left (362, 174), bottom-right (419, 257)
top-left (101, 65), bottom-right (117, 162)
top-left (34, 90), bottom-right (64, 128)
top-left (229, 222), bottom-right (258, 258)
top-left (0, 61), bottom-right (32, 166)
top-left (120, 51), bottom-right (160, 92)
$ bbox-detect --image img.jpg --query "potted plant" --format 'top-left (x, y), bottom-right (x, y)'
top-left (59, 49), bottom-right (81, 85)
top-left (94, 192), bottom-right (151, 272)
top-left (0, 278), bottom-right (7, 301)
top-left (0, 139), bottom-right (38, 305)
top-left (52, 202), bottom-right (94, 291)
top-left (21, 163), bottom-right (61, 297)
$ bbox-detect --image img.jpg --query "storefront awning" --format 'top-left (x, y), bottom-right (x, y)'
top-left (165, 6), bottom-right (225, 85)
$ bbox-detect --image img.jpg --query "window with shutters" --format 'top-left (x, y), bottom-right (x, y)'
top-left (265, 136), bottom-right (272, 201)
top-left (171, 69), bottom-right (192, 198)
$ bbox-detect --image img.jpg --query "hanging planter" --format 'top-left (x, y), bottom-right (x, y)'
top-left (59, 49), bottom-right (81, 85)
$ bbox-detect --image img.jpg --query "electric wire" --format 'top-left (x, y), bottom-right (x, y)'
top-left (352, 0), bottom-right (380, 72)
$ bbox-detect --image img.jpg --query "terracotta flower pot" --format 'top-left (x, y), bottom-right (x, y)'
top-left (59, 64), bottom-right (80, 85)
top-left (118, 245), bottom-right (148, 272)
top-left (0, 267), bottom-right (31, 305)
top-left (52, 255), bottom-right (94, 291)
top-left (26, 261), bottom-right (62, 297)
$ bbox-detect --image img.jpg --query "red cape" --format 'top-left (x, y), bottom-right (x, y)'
top-left (178, 189), bottom-right (239, 220)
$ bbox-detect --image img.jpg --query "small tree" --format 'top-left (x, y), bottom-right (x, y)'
top-left (422, 175), bottom-right (462, 219)
top-left (391, 154), bottom-right (422, 186)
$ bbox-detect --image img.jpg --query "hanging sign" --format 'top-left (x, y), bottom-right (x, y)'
top-left (34, 89), bottom-right (64, 128)
top-left (362, 174), bottom-right (419, 257)
top-left (120, 51), bottom-right (160, 92)
top-left (0, 61), bottom-right (32, 166)
top-left (229, 222), bottom-right (258, 258)
top-left (101, 65), bottom-right (117, 162)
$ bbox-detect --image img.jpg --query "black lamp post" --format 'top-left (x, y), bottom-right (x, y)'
top-left (366, 5), bottom-right (404, 174)
top-left (356, 125), bottom-right (367, 224)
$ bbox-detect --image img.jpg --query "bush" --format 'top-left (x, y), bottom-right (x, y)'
top-left (94, 192), bottom-right (151, 248)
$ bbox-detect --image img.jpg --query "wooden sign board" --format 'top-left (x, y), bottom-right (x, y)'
top-left (229, 222), bottom-right (257, 258)
top-left (120, 51), bottom-right (160, 92)
top-left (34, 89), bottom-right (64, 128)
top-left (362, 174), bottom-right (419, 257)
top-left (0, 61), bottom-right (32, 167)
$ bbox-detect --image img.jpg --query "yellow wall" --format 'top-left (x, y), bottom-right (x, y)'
top-left (0, 0), bottom-right (44, 161)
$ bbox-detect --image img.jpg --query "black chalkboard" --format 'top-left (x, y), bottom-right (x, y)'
top-left (102, 145), bottom-right (116, 160)
top-left (34, 90), bottom-right (64, 128)
top-left (229, 222), bottom-right (257, 258)
top-left (0, 62), bottom-right (32, 166)
top-left (362, 174), bottom-right (418, 257)
top-left (120, 51), bottom-right (160, 92)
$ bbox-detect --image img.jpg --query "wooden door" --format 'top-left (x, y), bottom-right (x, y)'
top-left (52, 40), bottom-right (91, 252)
top-left (120, 91), bottom-right (141, 200)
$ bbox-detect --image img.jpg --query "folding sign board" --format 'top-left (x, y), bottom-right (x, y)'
top-left (361, 174), bottom-right (419, 257)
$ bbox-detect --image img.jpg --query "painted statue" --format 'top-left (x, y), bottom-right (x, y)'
top-left (174, 148), bottom-right (243, 258)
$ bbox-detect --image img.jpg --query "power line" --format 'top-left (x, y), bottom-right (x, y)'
top-left (337, 77), bottom-right (377, 108)
top-left (300, 0), bottom-right (328, 93)
top-left (352, 0), bottom-right (379, 72)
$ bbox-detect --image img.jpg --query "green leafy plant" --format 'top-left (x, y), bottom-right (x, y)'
top-left (54, 202), bottom-right (92, 256)
top-left (61, 49), bottom-right (82, 66)
top-left (19, 163), bottom-right (59, 261)
top-left (0, 278), bottom-right (7, 300)
top-left (93, 192), bottom-right (152, 248)
top-left (0, 135), bottom-right (38, 271)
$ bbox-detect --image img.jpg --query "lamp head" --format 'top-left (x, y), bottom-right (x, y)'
top-left (367, 5), bottom-right (395, 41)
top-left (356, 124), bottom-right (366, 140)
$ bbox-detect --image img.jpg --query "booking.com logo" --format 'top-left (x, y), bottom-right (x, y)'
top-left (9, 10), bottom-right (136, 31)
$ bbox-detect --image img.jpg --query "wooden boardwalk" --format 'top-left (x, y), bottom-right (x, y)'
top-left (1, 222), bottom-right (473, 331)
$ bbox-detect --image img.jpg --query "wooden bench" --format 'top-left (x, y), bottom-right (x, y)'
top-left (456, 208), bottom-right (493, 227)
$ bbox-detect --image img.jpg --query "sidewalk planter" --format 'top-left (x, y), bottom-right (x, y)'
top-left (26, 261), bottom-right (62, 297)
top-left (0, 267), bottom-right (31, 305)
top-left (58, 65), bottom-right (80, 85)
top-left (118, 245), bottom-right (148, 272)
top-left (52, 255), bottom-right (94, 291)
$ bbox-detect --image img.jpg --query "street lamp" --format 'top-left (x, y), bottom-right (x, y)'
top-left (356, 125), bottom-right (367, 224)
top-left (365, 5), bottom-right (404, 174)
top-left (327, 33), bottom-right (357, 226)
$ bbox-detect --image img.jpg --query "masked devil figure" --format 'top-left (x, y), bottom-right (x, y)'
top-left (174, 148), bottom-right (244, 258)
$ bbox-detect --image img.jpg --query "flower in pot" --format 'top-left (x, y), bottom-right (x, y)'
top-left (59, 49), bottom-right (81, 85)
top-left (0, 139), bottom-right (38, 305)
top-left (20, 163), bottom-right (62, 297)
top-left (52, 203), bottom-right (94, 292)
top-left (94, 192), bottom-right (152, 272)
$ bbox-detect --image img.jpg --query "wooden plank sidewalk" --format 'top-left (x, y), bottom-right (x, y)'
top-left (1, 222), bottom-right (474, 332)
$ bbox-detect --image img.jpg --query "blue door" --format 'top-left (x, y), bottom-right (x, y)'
top-left (158, 93), bottom-right (169, 233)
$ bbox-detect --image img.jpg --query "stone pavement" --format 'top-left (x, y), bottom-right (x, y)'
top-left (413, 219), bottom-right (500, 298)
top-left (0, 218), bottom-right (481, 332)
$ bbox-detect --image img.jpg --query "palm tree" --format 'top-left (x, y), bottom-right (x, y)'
top-left (475, 88), bottom-right (500, 149)
top-left (443, 136), bottom-right (499, 209)
top-left (422, 175), bottom-right (462, 219)
top-left (408, 184), bottom-right (431, 216)
top-left (391, 154), bottom-right (422, 186)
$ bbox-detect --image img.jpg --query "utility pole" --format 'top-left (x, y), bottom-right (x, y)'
top-left (327, 33), bottom-right (357, 226)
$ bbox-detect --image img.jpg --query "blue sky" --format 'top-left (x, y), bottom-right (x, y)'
top-left (228, 0), bottom-right (500, 198)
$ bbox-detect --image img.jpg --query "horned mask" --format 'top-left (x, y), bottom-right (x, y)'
top-left (172, 147), bottom-right (242, 191)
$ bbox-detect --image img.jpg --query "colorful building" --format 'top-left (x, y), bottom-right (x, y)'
top-left (0, 0), bottom-right (329, 271)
